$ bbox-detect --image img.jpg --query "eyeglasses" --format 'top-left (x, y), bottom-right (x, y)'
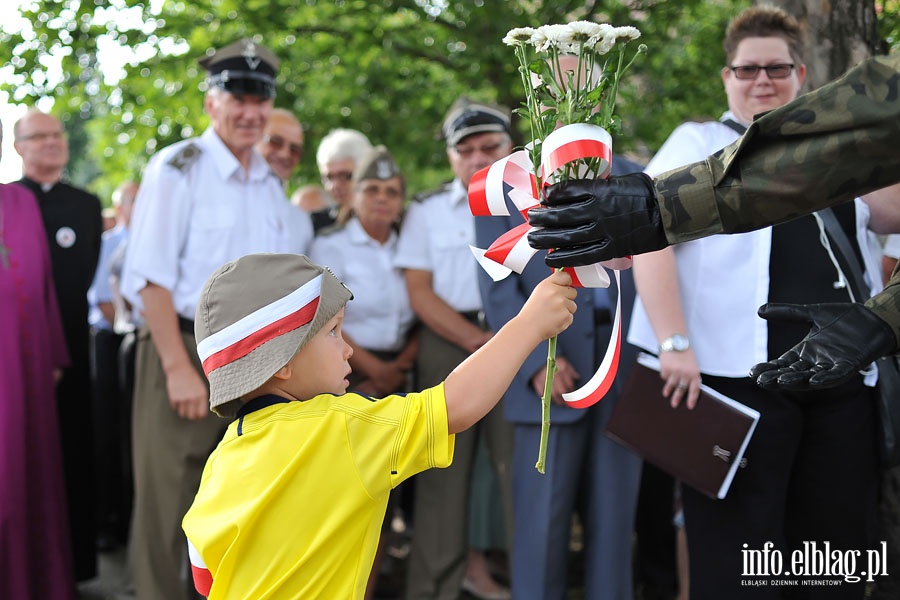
top-left (451, 142), bottom-right (505, 158)
top-left (322, 171), bottom-right (354, 183)
top-left (17, 130), bottom-right (65, 143)
top-left (360, 184), bottom-right (404, 200)
top-left (727, 63), bottom-right (795, 80)
top-left (263, 135), bottom-right (303, 157)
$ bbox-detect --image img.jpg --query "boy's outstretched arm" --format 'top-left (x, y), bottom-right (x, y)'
top-left (443, 270), bottom-right (577, 434)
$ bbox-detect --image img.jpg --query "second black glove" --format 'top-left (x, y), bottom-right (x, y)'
top-left (749, 302), bottom-right (896, 390)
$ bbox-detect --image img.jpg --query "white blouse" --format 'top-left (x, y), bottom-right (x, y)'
top-left (310, 218), bottom-right (415, 352)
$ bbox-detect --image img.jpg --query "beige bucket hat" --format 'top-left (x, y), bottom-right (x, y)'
top-left (195, 253), bottom-right (352, 418)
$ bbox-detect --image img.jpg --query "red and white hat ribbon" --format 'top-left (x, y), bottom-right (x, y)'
top-left (467, 123), bottom-right (627, 408)
top-left (197, 274), bottom-right (322, 377)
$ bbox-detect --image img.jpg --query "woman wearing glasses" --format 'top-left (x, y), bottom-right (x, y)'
top-left (628, 6), bottom-right (885, 598)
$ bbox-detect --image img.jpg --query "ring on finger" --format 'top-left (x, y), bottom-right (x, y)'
top-left (676, 381), bottom-right (688, 390)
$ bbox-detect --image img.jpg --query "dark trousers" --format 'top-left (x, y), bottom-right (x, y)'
top-left (57, 351), bottom-right (97, 581)
top-left (90, 327), bottom-right (131, 545)
top-left (682, 375), bottom-right (877, 600)
top-left (633, 462), bottom-right (679, 600)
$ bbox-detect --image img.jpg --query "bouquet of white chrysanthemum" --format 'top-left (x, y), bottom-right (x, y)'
top-left (472, 22), bottom-right (645, 473)
top-left (503, 22), bottom-right (644, 182)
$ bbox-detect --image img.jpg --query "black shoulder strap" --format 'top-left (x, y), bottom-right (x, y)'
top-left (720, 118), bottom-right (747, 136)
top-left (816, 208), bottom-right (869, 302)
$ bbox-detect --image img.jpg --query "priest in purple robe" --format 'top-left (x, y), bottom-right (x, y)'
top-left (14, 109), bottom-right (103, 581)
top-left (1, 119), bottom-right (76, 597)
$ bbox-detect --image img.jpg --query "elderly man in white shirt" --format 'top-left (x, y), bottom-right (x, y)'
top-left (121, 38), bottom-right (313, 600)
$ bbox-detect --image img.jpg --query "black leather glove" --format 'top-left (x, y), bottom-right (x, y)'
top-left (527, 173), bottom-right (668, 268)
top-left (749, 302), bottom-right (897, 390)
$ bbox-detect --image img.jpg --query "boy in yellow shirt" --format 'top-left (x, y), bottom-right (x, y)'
top-left (182, 253), bottom-right (576, 598)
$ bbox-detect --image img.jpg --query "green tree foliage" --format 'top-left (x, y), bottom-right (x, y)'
top-left (877, 0), bottom-right (900, 52)
top-left (7, 0), bottom-right (891, 202)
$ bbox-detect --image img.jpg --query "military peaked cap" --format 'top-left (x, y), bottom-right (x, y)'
top-left (200, 38), bottom-right (279, 99)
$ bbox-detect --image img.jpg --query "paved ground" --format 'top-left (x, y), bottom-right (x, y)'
top-left (75, 531), bottom-right (587, 599)
top-left (77, 548), bottom-right (133, 600)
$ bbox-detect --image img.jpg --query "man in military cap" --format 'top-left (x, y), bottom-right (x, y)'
top-left (121, 38), bottom-right (313, 600)
top-left (395, 96), bottom-right (515, 598)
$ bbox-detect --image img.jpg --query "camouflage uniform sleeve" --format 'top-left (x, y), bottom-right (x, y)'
top-left (654, 53), bottom-right (900, 245)
top-left (866, 270), bottom-right (900, 350)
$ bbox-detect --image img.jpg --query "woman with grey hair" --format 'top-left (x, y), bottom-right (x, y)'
top-left (313, 128), bottom-right (373, 231)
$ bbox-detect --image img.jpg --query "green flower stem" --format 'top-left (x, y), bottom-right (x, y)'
top-left (535, 331), bottom-right (559, 474)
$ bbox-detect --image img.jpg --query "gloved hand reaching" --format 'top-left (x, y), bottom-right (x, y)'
top-left (749, 302), bottom-right (897, 390)
top-left (527, 173), bottom-right (668, 268)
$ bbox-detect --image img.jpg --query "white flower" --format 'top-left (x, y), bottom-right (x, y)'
top-left (611, 26), bottom-right (641, 44)
top-left (594, 24), bottom-right (616, 55)
top-left (537, 24), bottom-right (574, 49)
top-left (503, 27), bottom-right (536, 47)
top-left (568, 20), bottom-right (603, 44)
top-left (530, 29), bottom-right (550, 52)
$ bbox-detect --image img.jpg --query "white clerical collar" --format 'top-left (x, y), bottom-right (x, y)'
top-left (41, 182), bottom-right (55, 193)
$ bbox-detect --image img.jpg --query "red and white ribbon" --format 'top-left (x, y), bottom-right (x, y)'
top-left (468, 123), bottom-right (628, 282)
top-left (469, 150), bottom-right (537, 217)
top-left (541, 123), bottom-right (612, 184)
top-left (467, 123), bottom-right (626, 408)
top-left (563, 269), bottom-right (622, 407)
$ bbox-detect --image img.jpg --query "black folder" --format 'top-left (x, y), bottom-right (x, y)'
top-left (604, 354), bottom-right (760, 499)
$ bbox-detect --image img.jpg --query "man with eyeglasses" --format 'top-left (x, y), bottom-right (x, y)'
top-left (256, 107), bottom-right (304, 184)
top-left (120, 38), bottom-right (313, 600)
top-left (14, 108), bottom-right (104, 583)
top-left (396, 96), bottom-right (515, 599)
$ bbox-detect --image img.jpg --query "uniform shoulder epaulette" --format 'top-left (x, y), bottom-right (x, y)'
top-left (316, 221), bottom-right (347, 237)
top-left (411, 181), bottom-right (453, 204)
top-left (166, 143), bottom-right (203, 173)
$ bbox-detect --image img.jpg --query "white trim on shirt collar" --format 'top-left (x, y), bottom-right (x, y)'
top-left (450, 178), bottom-right (468, 207)
top-left (347, 216), bottom-right (398, 248)
top-left (201, 127), bottom-right (273, 183)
